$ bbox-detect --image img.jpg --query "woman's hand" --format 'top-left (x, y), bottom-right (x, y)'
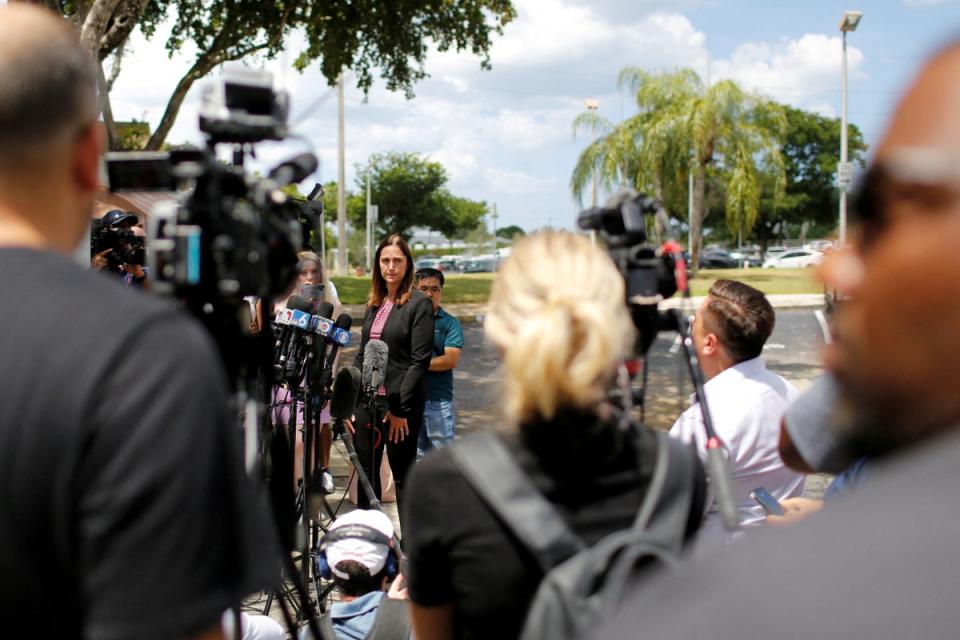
top-left (343, 416), bottom-right (356, 436)
top-left (384, 411), bottom-right (408, 443)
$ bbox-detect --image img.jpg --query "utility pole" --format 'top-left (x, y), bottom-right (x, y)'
top-left (365, 161), bottom-right (372, 272)
top-left (491, 204), bottom-right (499, 258)
top-left (336, 71), bottom-right (347, 275)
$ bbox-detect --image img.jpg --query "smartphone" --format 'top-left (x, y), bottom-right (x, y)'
top-left (750, 487), bottom-right (785, 516)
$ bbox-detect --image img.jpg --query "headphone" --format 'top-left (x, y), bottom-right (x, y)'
top-left (317, 523), bottom-right (398, 581)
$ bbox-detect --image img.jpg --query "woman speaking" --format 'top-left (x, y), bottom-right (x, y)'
top-left (352, 234), bottom-right (434, 517)
top-left (403, 232), bottom-right (706, 639)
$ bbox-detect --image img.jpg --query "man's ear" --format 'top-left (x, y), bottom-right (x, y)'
top-left (72, 121), bottom-right (103, 193)
top-left (702, 332), bottom-right (720, 356)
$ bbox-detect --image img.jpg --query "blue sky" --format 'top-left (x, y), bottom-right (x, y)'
top-left (104, 0), bottom-right (959, 233)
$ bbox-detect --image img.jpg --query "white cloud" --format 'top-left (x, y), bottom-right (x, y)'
top-left (711, 33), bottom-right (865, 114)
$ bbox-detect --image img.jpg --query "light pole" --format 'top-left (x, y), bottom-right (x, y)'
top-left (838, 10), bottom-right (862, 247)
top-left (586, 98), bottom-right (599, 244)
top-left (336, 70), bottom-right (348, 275)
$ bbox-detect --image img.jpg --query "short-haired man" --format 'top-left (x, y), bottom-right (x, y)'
top-left (670, 279), bottom-right (803, 539)
top-left (415, 267), bottom-right (463, 458)
top-left (0, 6), bottom-right (275, 637)
top-left (318, 509), bottom-right (410, 640)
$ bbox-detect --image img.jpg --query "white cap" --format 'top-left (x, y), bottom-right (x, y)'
top-left (326, 509), bottom-right (395, 580)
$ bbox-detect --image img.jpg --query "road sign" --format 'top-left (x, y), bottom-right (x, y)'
top-left (838, 161), bottom-right (854, 189)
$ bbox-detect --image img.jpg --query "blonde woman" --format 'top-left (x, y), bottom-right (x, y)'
top-left (403, 232), bottom-right (706, 639)
top-left (271, 251), bottom-right (342, 491)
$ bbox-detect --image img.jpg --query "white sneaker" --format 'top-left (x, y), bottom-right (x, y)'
top-left (321, 469), bottom-right (335, 494)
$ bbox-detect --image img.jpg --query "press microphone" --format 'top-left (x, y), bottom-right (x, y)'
top-left (280, 295), bottom-right (315, 385)
top-left (308, 302), bottom-right (336, 394)
top-left (330, 366), bottom-right (361, 420)
top-left (320, 313), bottom-right (353, 391)
top-left (362, 338), bottom-right (389, 395)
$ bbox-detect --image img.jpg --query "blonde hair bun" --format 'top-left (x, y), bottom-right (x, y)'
top-left (485, 231), bottom-right (635, 422)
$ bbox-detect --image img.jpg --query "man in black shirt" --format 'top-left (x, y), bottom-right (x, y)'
top-left (0, 5), bottom-right (277, 638)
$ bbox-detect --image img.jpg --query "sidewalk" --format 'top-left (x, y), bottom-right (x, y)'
top-left (342, 294), bottom-right (824, 327)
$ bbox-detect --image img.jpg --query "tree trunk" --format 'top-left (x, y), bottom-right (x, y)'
top-left (96, 0), bottom-right (147, 61)
top-left (690, 162), bottom-right (707, 275)
top-left (145, 57), bottom-right (216, 150)
top-left (79, 0), bottom-right (122, 58)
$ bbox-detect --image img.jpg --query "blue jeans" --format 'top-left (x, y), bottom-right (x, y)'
top-left (418, 399), bottom-right (456, 459)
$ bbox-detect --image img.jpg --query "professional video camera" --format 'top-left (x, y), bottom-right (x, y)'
top-left (106, 67), bottom-right (313, 306)
top-left (577, 189), bottom-right (684, 355)
top-left (90, 210), bottom-right (146, 270)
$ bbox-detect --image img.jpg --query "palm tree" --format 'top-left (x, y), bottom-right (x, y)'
top-left (569, 110), bottom-right (641, 206)
top-left (616, 68), bottom-right (786, 271)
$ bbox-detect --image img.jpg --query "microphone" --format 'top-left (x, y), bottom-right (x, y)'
top-left (279, 294), bottom-right (315, 385)
top-left (330, 366), bottom-right (361, 420)
top-left (320, 313), bottom-right (353, 391)
top-left (268, 152), bottom-right (319, 186)
top-left (362, 338), bottom-right (389, 395)
top-left (308, 302), bottom-right (336, 395)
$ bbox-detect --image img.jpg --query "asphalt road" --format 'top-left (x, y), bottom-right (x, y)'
top-left (451, 308), bottom-right (827, 433)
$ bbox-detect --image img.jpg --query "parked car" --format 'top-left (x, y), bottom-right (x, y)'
top-left (461, 259), bottom-right (497, 273)
top-left (805, 240), bottom-right (835, 252)
top-left (763, 249), bottom-right (824, 269)
top-left (698, 249), bottom-right (739, 269)
top-left (437, 259), bottom-right (458, 272)
top-left (415, 258), bottom-right (441, 270)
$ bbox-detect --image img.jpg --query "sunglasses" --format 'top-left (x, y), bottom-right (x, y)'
top-left (851, 147), bottom-right (960, 249)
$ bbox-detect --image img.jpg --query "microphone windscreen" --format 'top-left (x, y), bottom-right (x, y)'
top-left (368, 339), bottom-right (388, 389)
top-left (316, 301), bottom-right (334, 319)
top-left (287, 295), bottom-right (314, 312)
top-left (335, 313), bottom-right (353, 331)
top-left (331, 366), bottom-right (361, 419)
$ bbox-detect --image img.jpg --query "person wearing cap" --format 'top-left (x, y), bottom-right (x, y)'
top-left (316, 509), bottom-right (411, 640)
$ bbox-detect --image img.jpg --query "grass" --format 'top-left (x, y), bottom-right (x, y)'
top-left (332, 268), bottom-right (822, 305)
top-left (331, 273), bottom-right (495, 305)
top-left (689, 268), bottom-right (824, 296)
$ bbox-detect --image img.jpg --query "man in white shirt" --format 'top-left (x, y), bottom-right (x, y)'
top-left (670, 279), bottom-right (803, 540)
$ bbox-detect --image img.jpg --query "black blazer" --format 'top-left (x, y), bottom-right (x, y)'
top-left (354, 289), bottom-right (435, 419)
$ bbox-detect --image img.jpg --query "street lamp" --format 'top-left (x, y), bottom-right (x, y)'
top-left (586, 98), bottom-right (599, 244)
top-left (838, 10), bottom-right (862, 246)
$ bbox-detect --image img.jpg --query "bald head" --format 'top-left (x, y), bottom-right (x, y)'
top-left (0, 4), bottom-right (97, 173)
top-left (876, 41), bottom-right (960, 158)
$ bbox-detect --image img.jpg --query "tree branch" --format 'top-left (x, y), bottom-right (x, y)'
top-left (79, 0), bottom-right (123, 58)
top-left (97, 0), bottom-right (148, 61)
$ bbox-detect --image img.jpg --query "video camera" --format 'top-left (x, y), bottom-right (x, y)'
top-left (91, 210), bottom-right (146, 269)
top-left (577, 189), bottom-right (684, 355)
top-left (105, 67), bottom-right (315, 305)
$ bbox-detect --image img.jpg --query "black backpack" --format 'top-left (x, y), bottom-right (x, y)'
top-left (450, 427), bottom-right (697, 640)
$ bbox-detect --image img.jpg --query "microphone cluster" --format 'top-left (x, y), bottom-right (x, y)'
top-left (275, 307), bottom-right (353, 346)
top-left (273, 294), bottom-right (353, 391)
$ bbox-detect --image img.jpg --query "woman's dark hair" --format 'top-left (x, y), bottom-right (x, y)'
top-left (332, 560), bottom-right (386, 597)
top-left (368, 234), bottom-right (415, 307)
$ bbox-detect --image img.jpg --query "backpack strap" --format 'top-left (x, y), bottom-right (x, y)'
top-left (366, 597), bottom-right (411, 640)
top-left (631, 428), bottom-right (696, 551)
top-left (449, 433), bottom-right (583, 573)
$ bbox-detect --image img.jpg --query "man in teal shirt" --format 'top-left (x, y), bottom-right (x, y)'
top-left (415, 268), bottom-right (464, 458)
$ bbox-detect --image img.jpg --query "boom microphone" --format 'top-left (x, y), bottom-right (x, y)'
top-left (362, 339), bottom-right (389, 393)
top-left (330, 366), bottom-right (361, 420)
